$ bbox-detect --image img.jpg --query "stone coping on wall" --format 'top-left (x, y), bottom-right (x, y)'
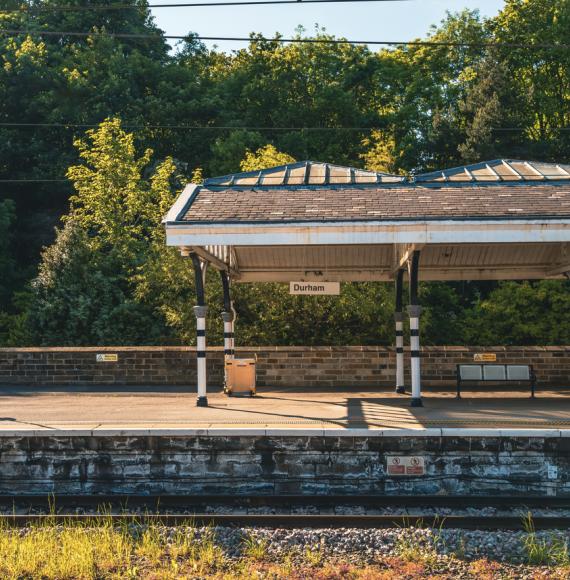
top-left (1, 345), bottom-right (569, 352)
top-left (0, 427), bottom-right (569, 437)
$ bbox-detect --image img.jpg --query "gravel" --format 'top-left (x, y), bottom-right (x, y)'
top-left (2, 502), bottom-right (569, 567)
top-left (151, 524), bottom-right (570, 566)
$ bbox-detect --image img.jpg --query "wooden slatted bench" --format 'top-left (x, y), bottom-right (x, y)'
top-left (456, 364), bottom-right (537, 398)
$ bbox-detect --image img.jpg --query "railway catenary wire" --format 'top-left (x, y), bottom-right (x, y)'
top-left (2, 495), bottom-right (570, 530)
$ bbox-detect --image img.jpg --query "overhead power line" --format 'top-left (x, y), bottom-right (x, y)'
top-left (0, 29), bottom-right (568, 49)
top-left (0, 123), bottom-right (395, 130)
top-left (1, 122), bottom-right (569, 132)
top-left (1, 0), bottom-right (414, 10)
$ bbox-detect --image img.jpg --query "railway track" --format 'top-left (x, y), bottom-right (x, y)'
top-left (1, 495), bottom-right (570, 529)
top-left (1, 513), bottom-right (570, 530)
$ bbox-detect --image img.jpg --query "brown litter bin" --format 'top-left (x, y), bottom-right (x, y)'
top-left (224, 358), bottom-right (256, 396)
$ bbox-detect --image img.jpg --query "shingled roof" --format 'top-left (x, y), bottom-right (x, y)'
top-left (166, 160), bottom-right (570, 225)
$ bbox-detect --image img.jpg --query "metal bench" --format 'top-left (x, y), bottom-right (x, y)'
top-left (456, 364), bottom-right (537, 398)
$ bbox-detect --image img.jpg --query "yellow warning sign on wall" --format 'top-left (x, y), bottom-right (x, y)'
top-left (473, 353), bottom-right (497, 362)
top-left (96, 354), bottom-right (118, 362)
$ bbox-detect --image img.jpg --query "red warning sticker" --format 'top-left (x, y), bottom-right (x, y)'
top-left (386, 456), bottom-right (425, 476)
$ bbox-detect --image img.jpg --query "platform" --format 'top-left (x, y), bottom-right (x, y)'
top-left (2, 385), bottom-right (570, 496)
top-left (1, 385), bottom-right (569, 435)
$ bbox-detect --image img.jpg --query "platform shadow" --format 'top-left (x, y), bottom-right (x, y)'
top-left (0, 384), bottom-right (197, 396)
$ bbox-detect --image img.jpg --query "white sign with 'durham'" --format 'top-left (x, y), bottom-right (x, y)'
top-left (289, 282), bottom-right (340, 295)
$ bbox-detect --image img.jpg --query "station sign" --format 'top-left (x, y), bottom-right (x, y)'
top-left (473, 353), bottom-right (497, 362)
top-left (386, 455), bottom-right (426, 476)
top-left (96, 354), bottom-right (118, 362)
top-left (289, 282), bottom-right (340, 295)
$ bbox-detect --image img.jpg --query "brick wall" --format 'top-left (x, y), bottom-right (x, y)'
top-left (0, 346), bottom-right (568, 387)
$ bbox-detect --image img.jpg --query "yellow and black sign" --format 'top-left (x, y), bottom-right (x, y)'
top-left (473, 353), bottom-right (497, 362)
top-left (96, 354), bottom-right (118, 362)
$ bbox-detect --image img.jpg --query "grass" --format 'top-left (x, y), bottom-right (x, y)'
top-left (0, 515), bottom-right (229, 579)
top-left (0, 515), bottom-right (569, 578)
top-left (393, 517), bottom-right (445, 566)
top-left (241, 530), bottom-right (269, 561)
top-left (522, 512), bottom-right (570, 566)
top-left (304, 540), bottom-right (326, 567)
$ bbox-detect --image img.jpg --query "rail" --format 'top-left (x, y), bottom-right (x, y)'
top-left (1, 495), bottom-right (570, 530)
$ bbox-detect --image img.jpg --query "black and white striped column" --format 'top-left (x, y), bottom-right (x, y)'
top-left (229, 307), bottom-right (236, 356)
top-left (222, 311), bottom-right (235, 359)
top-left (394, 268), bottom-right (405, 394)
top-left (194, 305), bottom-right (208, 406)
top-left (220, 270), bottom-right (235, 361)
top-left (191, 253), bottom-right (208, 407)
top-left (407, 250), bottom-right (422, 407)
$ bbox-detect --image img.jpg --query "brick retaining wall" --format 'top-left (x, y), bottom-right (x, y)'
top-left (0, 346), bottom-right (568, 387)
top-left (0, 433), bottom-right (569, 496)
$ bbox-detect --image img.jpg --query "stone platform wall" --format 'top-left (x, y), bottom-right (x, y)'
top-left (0, 346), bottom-right (568, 388)
top-left (0, 432), bottom-right (568, 496)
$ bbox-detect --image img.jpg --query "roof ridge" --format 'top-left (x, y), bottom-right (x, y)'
top-left (203, 160), bottom-right (405, 187)
top-left (415, 159), bottom-right (570, 183)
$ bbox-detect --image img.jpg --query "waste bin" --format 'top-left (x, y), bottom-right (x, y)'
top-left (224, 358), bottom-right (256, 396)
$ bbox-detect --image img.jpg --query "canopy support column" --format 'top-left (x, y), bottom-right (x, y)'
top-left (407, 250), bottom-right (422, 407)
top-left (220, 271), bottom-right (235, 360)
top-left (191, 253), bottom-right (208, 407)
top-left (394, 268), bottom-right (405, 394)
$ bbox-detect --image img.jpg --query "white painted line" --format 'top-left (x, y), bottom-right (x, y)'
top-left (381, 428), bottom-right (443, 437)
top-left (499, 429), bottom-right (562, 438)
top-left (265, 428), bottom-right (326, 437)
top-left (323, 428), bottom-right (383, 437)
top-left (441, 428), bottom-right (500, 437)
top-left (206, 428), bottom-right (267, 436)
top-left (0, 427), bottom-right (566, 438)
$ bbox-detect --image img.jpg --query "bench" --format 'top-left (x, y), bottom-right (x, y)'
top-left (456, 364), bottom-right (537, 398)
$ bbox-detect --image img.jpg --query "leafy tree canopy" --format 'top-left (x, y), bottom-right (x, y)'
top-left (1, 0), bottom-right (569, 346)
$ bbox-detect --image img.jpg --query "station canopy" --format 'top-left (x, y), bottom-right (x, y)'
top-left (164, 159), bottom-right (570, 283)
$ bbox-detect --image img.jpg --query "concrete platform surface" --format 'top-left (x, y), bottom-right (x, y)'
top-left (0, 385), bottom-right (569, 435)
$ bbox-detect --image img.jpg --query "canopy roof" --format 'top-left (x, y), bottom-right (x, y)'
top-left (164, 160), bottom-right (570, 283)
top-left (203, 161), bottom-right (405, 187)
top-left (416, 159), bottom-right (570, 183)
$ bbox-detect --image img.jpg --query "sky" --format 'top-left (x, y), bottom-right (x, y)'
top-left (149, 0), bottom-right (506, 52)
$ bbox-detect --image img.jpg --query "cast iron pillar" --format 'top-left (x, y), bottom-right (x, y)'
top-left (407, 250), bottom-right (422, 407)
top-left (220, 270), bottom-right (235, 360)
top-left (394, 268), bottom-right (406, 394)
top-left (191, 253), bottom-right (208, 407)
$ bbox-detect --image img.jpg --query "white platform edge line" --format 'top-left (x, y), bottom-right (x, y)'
top-left (0, 428), bottom-right (567, 437)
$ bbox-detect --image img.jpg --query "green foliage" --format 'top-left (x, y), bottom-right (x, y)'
top-left (232, 282), bottom-right (394, 346)
top-left (522, 513), bottom-right (570, 565)
top-left (27, 218), bottom-right (180, 346)
top-left (240, 144), bottom-right (295, 172)
top-left (27, 119), bottom-right (183, 345)
top-left (1, 0), bottom-right (570, 346)
top-left (465, 281), bottom-right (570, 346)
top-left (0, 199), bottom-right (16, 307)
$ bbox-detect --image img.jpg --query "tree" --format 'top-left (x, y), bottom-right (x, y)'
top-left (240, 144), bottom-right (295, 172)
top-left (0, 200), bottom-right (16, 308)
top-left (28, 119), bottom-right (182, 345)
top-left (465, 281), bottom-right (570, 346)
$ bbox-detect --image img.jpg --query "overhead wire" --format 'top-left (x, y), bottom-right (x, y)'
top-left (0, 122), bottom-right (568, 131)
top-left (3, 0), bottom-right (416, 10)
top-left (0, 29), bottom-right (568, 49)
